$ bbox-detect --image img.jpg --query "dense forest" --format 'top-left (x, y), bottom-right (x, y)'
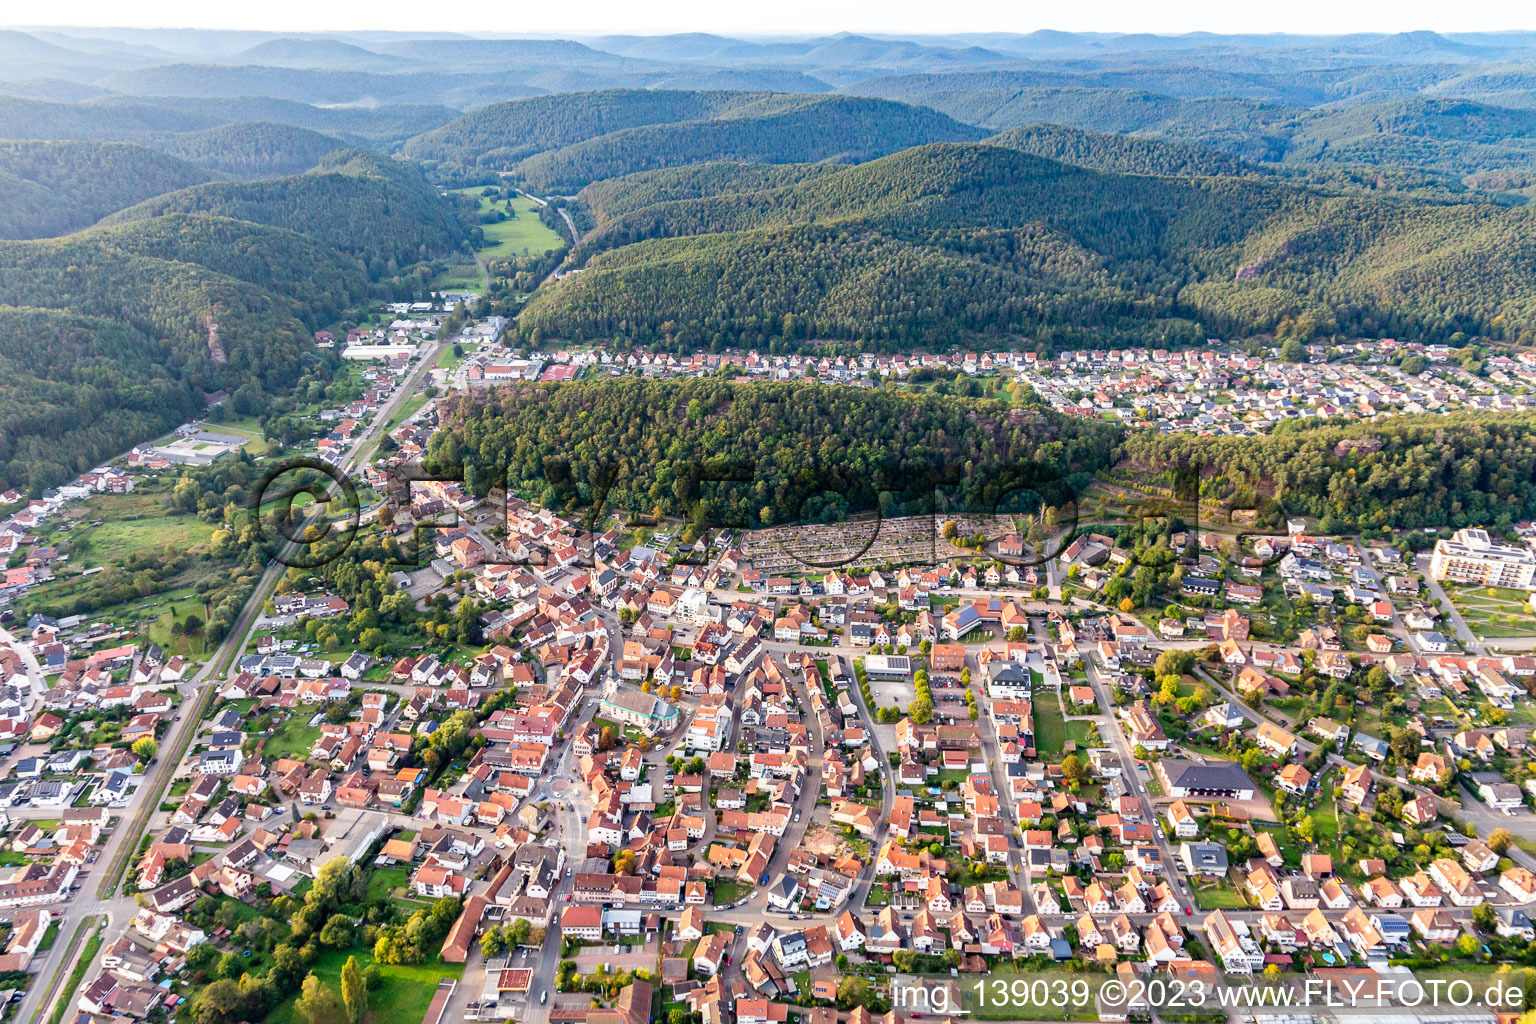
top-left (509, 94), bottom-right (985, 191)
top-left (427, 377), bottom-right (1122, 529)
top-left (430, 381), bottom-right (1536, 539)
top-left (0, 307), bottom-right (201, 494)
top-left (983, 124), bottom-right (1261, 179)
top-left (849, 75), bottom-right (1536, 179)
top-left (399, 90), bottom-right (779, 170)
top-left (0, 94), bottom-right (455, 149)
top-left (518, 142), bottom-right (1536, 349)
top-left (100, 149), bottom-right (469, 271)
top-left (0, 215), bottom-right (359, 492)
top-left (147, 121), bottom-right (347, 178)
top-left (398, 89), bottom-right (982, 184)
top-left (1122, 413), bottom-right (1536, 534)
top-left (0, 139), bottom-right (213, 238)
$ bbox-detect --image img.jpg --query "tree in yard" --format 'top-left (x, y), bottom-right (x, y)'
top-left (1456, 933), bottom-right (1484, 958)
top-left (295, 974), bottom-right (347, 1024)
top-left (1487, 828), bottom-right (1514, 855)
top-left (1061, 754), bottom-right (1086, 783)
top-left (837, 975), bottom-right (871, 1008)
top-left (481, 925), bottom-right (505, 958)
top-left (217, 952), bottom-right (245, 979)
top-left (192, 979), bottom-right (246, 1024)
top-left (508, 918), bottom-right (532, 947)
top-left (186, 942), bottom-right (221, 974)
top-left (1295, 815), bottom-right (1316, 844)
top-left (1472, 903), bottom-right (1498, 933)
top-left (131, 737), bottom-right (158, 761)
top-left (668, 1009), bottom-right (690, 1024)
top-left (319, 914), bottom-right (355, 948)
top-left (341, 956), bottom-right (367, 1024)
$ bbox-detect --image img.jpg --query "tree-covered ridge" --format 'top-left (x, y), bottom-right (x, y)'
top-left (577, 162), bottom-right (842, 227)
top-left (0, 306), bottom-right (202, 495)
top-left (519, 142), bottom-right (1536, 348)
top-left (1121, 413), bottom-right (1536, 534)
top-left (398, 88), bottom-right (984, 185)
top-left (82, 214), bottom-right (371, 326)
top-left (0, 218), bottom-right (343, 492)
top-left (982, 123), bottom-right (1261, 178)
top-left (510, 94), bottom-right (986, 191)
top-left (98, 149), bottom-right (469, 270)
top-left (399, 89), bottom-right (767, 169)
top-left (147, 121), bottom-right (348, 178)
top-left (428, 377), bottom-right (1121, 528)
top-left (851, 75), bottom-right (1536, 178)
top-left (1283, 97), bottom-right (1536, 175)
top-left (0, 139), bottom-right (214, 239)
top-left (0, 94), bottom-right (457, 148)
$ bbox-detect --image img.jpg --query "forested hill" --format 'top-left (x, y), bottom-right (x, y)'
top-left (511, 94), bottom-right (987, 191)
top-left (99, 149), bottom-right (468, 270)
top-left (982, 124), bottom-right (1261, 178)
top-left (399, 90), bottom-right (771, 169)
top-left (0, 139), bottom-right (214, 239)
top-left (146, 122), bottom-right (348, 178)
top-left (0, 307), bottom-right (204, 497)
top-left (398, 88), bottom-right (984, 187)
top-left (0, 94), bottom-right (457, 149)
top-left (428, 377), bottom-right (1122, 527)
top-left (1121, 413), bottom-right (1536, 534)
top-left (0, 214), bottom-right (355, 492)
top-left (428, 376), bottom-right (1536, 538)
top-left (519, 142), bottom-right (1536, 350)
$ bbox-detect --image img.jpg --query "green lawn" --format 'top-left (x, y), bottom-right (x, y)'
top-left (454, 188), bottom-right (566, 263)
top-left (1310, 797), bottom-right (1341, 845)
top-left (713, 879), bottom-right (748, 904)
top-left (1034, 702), bottom-right (1067, 756)
top-left (1191, 882), bottom-right (1248, 909)
top-left (265, 947), bottom-right (465, 1024)
top-left (147, 592), bottom-right (214, 658)
top-left (376, 393), bottom-right (429, 444)
top-left (262, 717), bottom-right (321, 761)
top-left (367, 867), bottom-right (411, 903)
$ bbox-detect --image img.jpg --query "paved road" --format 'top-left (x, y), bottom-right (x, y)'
top-left (19, 332), bottom-right (454, 1024)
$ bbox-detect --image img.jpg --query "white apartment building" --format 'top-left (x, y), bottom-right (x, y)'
top-left (1430, 529), bottom-right (1536, 589)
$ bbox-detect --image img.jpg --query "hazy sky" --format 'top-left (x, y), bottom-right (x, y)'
top-left (17, 0), bottom-right (1536, 36)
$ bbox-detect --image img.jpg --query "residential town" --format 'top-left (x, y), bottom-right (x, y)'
top-left (2, 307), bottom-right (1536, 1024)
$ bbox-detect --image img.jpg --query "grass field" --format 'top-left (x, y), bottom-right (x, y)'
top-left (262, 716), bottom-right (321, 761)
top-left (456, 188), bottom-right (565, 262)
top-left (265, 947), bottom-right (464, 1024)
top-left (147, 594), bottom-right (211, 657)
top-left (1191, 881), bottom-right (1248, 909)
top-left (367, 866), bottom-right (411, 903)
top-left (1442, 584), bottom-right (1535, 640)
top-left (1034, 702), bottom-right (1067, 757)
top-left (72, 493), bottom-right (215, 565)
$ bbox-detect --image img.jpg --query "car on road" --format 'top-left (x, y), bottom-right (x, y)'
top-left (541, 992), bottom-right (549, 1005)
